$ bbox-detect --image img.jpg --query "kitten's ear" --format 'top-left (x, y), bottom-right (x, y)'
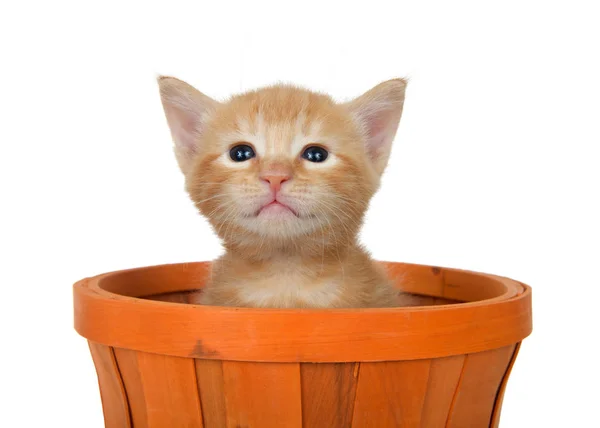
top-left (157, 76), bottom-right (220, 174)
top-left (345, 79), bottom-right (407, 176)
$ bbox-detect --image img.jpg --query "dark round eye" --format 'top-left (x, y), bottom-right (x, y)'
top-left (301, 146), bottom-right (328, 163)
top-left (229, 144), bottom-right (256, 162)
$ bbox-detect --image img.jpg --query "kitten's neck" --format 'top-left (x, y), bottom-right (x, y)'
top-left (223, 236), bottom-right (359, 264)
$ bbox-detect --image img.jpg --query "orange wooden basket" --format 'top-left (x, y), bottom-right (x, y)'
top-left (73, 262), bottom-right (532, 427)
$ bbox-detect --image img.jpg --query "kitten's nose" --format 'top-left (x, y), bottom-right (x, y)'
top-left (260, 174), bottom-right (290, 193)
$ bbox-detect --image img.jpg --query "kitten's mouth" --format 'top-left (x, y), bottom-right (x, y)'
top-left (257, 201), bottom-right (299, 217)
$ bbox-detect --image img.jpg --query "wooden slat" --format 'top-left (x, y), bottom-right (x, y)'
top-left (446, 345), bottom-right (516, 427)
top-left (443, 270), bottom-right (520, 302)
top-left (351, 359), bottom-right (431, 427)
top-left (134, 351), bottom-right (204, 427)
top-left (387, 263), bottom-right (445, 297)
top-left (195, 359), bottom-right (227, 428)
top-left (300, 362), bottom-right (359, 428)
top-left (420, 355), bottom-right (465, 427)
top-left (221, 361), bottom-right (302, 428)
top-left (88, 342), bottom-right (131, 428)
top-left (113, 348), bottom-right (149, 428)
top-left (490, 342), bottom-right (522, 428)
top-left (97, 262), bottom-right (210, 297)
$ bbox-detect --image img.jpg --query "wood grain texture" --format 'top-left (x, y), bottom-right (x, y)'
top-left (113, 348), bottom-right (149, 428)
top-left (443, 269), bottom-right (516, 302)
top-left (420, 355), bottom-right (465, 427)
top-left (300, 362), bottom-right (359, 428)
top-left (490, 342), bottom-right (522, 428)
top-left (195, 359), bottom-right (227, 428)
top-left (97, 262), bottom-right (210, 297)
top-left (351, 359), bottom-right (431, 427)
top-left (133, 351), bottom-right (203, 428)
top-left (221, 361), bottom-right (302, 428)
top-left (74, 262), bottom-right (532, 362)
top-left (88, 342), bottom-right (131, 428)
top-left (446, 345), bottom-right (516, 428)
top-left (386, 263), bottom-right (446, 297)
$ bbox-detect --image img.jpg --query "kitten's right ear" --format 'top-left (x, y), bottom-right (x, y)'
top-left (157, 76), bottom-right (220, 174)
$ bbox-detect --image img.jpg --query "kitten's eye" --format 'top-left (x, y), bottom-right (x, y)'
top-left (229, 144), bottom-right (256, 162)
top-left (301, 146), bottom-right (328, 163)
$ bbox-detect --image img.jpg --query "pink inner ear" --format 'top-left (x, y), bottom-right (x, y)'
top-left (366, 114), bottom-right (387, 137)
top-left (180, 115), bottom-right (200, 151)
top-left (367, 133), bottom-right (387, 160)
top-left (166, 107), bottom-right (201, 154)
top-left (363, 112), bottom-right (393, 160)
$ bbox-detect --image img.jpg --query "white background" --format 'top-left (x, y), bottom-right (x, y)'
top-left (1, 1), bottom-right (598, 426)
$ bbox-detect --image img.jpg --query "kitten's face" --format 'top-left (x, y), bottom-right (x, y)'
top-left (159, 78), bottom-right (406, 250)
top-left (188, 88), bottom-right (377, 242)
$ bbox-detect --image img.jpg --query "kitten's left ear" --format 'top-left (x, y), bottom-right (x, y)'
top-left (157, 76), bottom-right (220, 174)
top-left (345, 79), bottom-right (407, 176)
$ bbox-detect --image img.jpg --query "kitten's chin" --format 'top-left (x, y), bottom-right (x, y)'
top-left (236, 210), bottom-right (317, 239)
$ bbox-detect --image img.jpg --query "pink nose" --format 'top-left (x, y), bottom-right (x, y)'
top-left (261, 174), bottom-right (290, 193)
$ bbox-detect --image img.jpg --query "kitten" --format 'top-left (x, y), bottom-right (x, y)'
top-left (158, 76), bottom-right (416, 308)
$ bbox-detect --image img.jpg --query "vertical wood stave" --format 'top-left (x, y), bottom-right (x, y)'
top-left (88, 342), bottom-right (131, 428)
top-left (300, 362), bottom-right (360, 428)
top-left (351, 359), bottom-right (432, 427)
top-left (221, 361), bottom-right (302, 428)
top-left (420, 355), bottom-right (466, 427)
top-left (195, 359), bottom-right (227, 428)
top-left (113, 348), bottom-right (149, 428)
top-left (446, 345), bottom-right (516, 428)
top-left (489, 343), bottom-right (522, 428)
top-left (113, 349), bottom-right (204, 428)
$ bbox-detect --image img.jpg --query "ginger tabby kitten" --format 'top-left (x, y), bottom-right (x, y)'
top-left (158, 76), bottom-right (419, 308)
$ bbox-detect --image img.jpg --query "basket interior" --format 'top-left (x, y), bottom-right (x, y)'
top-left (96, 262), bottom-right (520, 307)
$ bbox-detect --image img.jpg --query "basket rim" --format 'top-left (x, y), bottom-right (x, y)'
top-left (73, 261), bottom-right (532, 362)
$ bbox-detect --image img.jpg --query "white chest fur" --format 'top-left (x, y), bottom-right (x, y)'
top-left (236, 275), bottom-right (342, 308)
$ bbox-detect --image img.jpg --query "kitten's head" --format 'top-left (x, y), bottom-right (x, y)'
top-left (158, 77), bottom-right (406, 255)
